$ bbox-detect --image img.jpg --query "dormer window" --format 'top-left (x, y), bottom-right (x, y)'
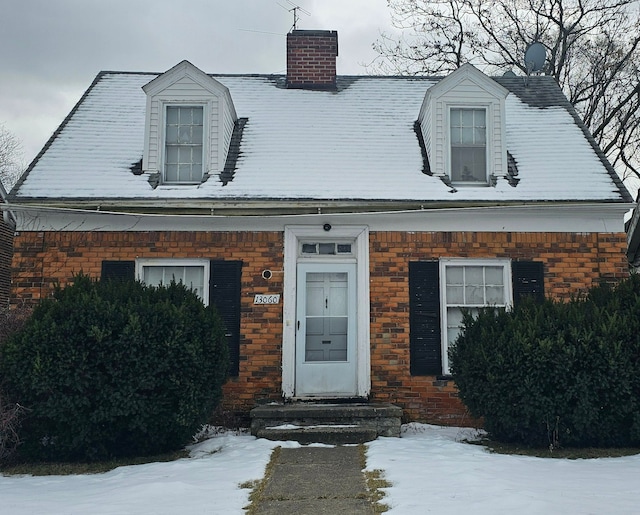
top-left (418, 64), bottom-right (508, 188)
top-left (142, 60), bottom-right (238, 188)
top-left (165, 105), bottom-right (205, 183)
top-left (450, 108), bottom-right (487, 184)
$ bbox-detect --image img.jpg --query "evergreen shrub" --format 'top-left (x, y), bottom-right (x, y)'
top-left (449, 275), bottom-right (640, 448)
top-left (0, 275), bottom-right (229, 462)
top-left (0, 305), bottom-right (32, 464)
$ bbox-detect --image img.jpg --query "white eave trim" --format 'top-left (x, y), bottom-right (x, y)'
top-left (2, 202), bottom-right (632, 234)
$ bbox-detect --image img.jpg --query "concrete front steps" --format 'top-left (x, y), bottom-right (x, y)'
top-left (250, 402), bottom-right (402, 445)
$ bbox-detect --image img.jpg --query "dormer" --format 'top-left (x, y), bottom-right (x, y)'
top-left (418, 64), bottom-right (509, 187)
top-left (142, 60), bottom-right (237, 185)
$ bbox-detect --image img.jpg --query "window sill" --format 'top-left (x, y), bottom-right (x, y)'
top-left (158, 183), bottom-right (201, 187)
top-left (450, 182), bottom-right (490, 187)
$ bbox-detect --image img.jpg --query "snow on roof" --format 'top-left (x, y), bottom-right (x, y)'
top-left (13, 72), bottom-right (630, 203)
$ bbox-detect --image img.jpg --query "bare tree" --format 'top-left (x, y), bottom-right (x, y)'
top-left (0, 124), bottom-right (24, 192)
top-left (372, 0), bottom-right (640, 186)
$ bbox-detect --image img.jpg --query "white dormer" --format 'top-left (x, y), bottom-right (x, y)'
top-left (142, 60), bottom-right (237, 185)
top-left (418, 64), bottom-right (509, 186)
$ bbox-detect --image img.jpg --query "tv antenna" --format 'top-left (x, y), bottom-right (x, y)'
top-left (278, 1), bottom-right (310, 31)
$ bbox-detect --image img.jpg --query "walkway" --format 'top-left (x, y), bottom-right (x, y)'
top-left (250, 446), bottom-right (376, 514)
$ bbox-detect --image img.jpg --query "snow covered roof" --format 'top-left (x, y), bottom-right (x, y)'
top-left (11, 70), bottom-right (631, 205)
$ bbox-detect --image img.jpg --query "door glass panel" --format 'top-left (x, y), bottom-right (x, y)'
top-left (306, 284), bottom-right (324, 317)
top-left (304, 271), bottom-right (349, 362)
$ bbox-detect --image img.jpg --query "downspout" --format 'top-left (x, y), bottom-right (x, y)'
top-left (0, 181), bottom-right (17, 230)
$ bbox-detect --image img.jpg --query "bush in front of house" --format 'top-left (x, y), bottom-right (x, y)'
top-left (449, 275), bottom-right (640, 448)
top-left (0, 275), bottom-right (229, 462)
top-left (0, 305), bottom-right (32, 464)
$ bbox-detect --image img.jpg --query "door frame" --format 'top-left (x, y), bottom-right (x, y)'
top-left (282, 225), bottom-right (370, 399)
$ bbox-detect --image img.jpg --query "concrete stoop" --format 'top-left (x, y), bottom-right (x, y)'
top-left (250, 402), bottom-right (402, 444)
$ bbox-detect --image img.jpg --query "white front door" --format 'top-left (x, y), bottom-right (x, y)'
top-left (295, 263), bottom-right (357, 397)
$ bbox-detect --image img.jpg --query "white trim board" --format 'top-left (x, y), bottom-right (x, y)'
top-left (5, 203), bottom-right (632, 233)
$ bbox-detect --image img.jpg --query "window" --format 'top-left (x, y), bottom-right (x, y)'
top-left (164, 106), bottom-right (204, 184)
top-left (410, 259), bottom-right (542, 377)
top-left (300, 242), bottom-right (353, 256)
top-left (450, 108), bottom-right (487, 183)
top-left (136, 259), bottom-right (209, 303)
top-left (441, 259), bottom-right (511, 373)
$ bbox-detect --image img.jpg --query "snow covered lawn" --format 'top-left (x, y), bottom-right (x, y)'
top-left (367, 424), bottom-right (640, 514)
top-left (1, 424), bottom-right (639, 514)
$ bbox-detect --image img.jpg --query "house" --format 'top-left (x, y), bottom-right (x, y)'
top-left (0, 180), bottom-right (15, 308)
top-left (3, 30), bottom-right (633, 425)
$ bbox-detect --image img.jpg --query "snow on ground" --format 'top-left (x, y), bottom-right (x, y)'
top-left (1, 424), bottom-right (639, 514)
top-left (366, 423), bottom-right (640, 514)
top-left (0, 430), bottom-right (299, 515)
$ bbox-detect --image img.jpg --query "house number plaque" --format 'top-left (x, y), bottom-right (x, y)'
top-left (254, 294), bottom-right (281, 305)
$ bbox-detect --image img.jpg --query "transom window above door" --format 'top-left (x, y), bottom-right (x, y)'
top-left (164, 106), bottom-right (204, 184)
top-left (450, 107), bottom-right (487, 184)
top-left (300, 242), bottom-right (353, 256)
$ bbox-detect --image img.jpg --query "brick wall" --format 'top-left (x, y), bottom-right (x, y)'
top-left (11, 231), bottom-right (286, 419)
top-left (10, 229), bottom-right (629, 424)
top-left (368, 231), bottom-right (629, 424)
top-left (286, 30), bottom-right (338, 89)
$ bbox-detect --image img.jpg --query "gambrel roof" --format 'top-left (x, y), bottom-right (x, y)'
top-left (10, 69), bottom-right (632, 206)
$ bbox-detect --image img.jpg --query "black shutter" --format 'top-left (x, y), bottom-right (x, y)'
top-left (409, 261), bottom-right (442, 376)
top-left (209, 260), bottom-right (242, 377)
top-left (512, 260), bottom-right (545, 305)
top-left (101, 260), bottom-right (135, 281)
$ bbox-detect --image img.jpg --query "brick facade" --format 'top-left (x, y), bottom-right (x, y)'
top-left (10, 229), bottom-right (629, 425)
top-left (286, 30), bottom-right (338, 89)
top-left (367, 231), bottom-right (628, 424)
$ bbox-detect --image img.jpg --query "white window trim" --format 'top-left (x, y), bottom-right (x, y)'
top-left (136, 258), bottom-right (210, 305)
top-left (160, 102), bottom-right (209, 185)
top-left (446, 104), bottom-right (491, 186)
top-left (439, 258), bottom-right (513, 374)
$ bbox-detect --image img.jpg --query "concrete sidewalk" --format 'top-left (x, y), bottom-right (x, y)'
top-left (250, 446), bottom-right (376, 514)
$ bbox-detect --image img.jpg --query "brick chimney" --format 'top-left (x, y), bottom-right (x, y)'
top-left (286, 30), bottom-right (338, 90)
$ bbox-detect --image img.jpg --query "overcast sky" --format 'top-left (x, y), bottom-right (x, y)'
top-left (0, 0), bottom-right (397, 166)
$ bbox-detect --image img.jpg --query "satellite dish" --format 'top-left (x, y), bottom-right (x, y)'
top-left (524, 42), bottom-right (546, 73)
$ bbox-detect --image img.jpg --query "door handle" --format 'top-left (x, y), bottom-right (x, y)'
top-left (297, 320), bottom-right (300, 330)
